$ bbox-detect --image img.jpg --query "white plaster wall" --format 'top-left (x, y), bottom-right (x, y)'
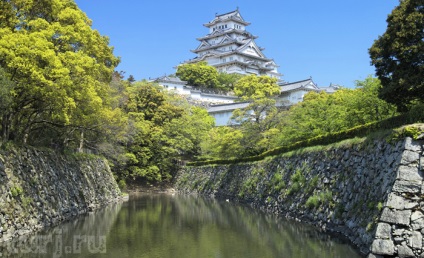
top-left (211, 111), bottom-right (234, 126)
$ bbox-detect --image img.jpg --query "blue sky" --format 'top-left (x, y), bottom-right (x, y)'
top-left (74, 0), bottom-right (399, 88)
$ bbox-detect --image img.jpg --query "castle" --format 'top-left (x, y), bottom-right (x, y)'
top-left (184, 8), bottom-right (280, 78)
top-left (152, 9), bottom-right (340, 126)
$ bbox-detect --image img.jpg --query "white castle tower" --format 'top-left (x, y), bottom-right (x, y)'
top-left (185, 9), bottom-right (281, 78)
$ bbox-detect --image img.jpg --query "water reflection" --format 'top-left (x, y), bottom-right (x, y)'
top-left (0, 194), bottom-right (362, 258)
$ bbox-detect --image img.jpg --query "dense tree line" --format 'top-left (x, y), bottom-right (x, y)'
top-left (0, 0), bottom-right (214, 186)
top-left (200, 76), bottom-right (398, 160)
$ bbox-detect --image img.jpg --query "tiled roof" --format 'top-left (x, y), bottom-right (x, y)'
top-left (153, 76), bottom-right (187, 85)
top-left (208, 102), bottom-right (250, 113)
top-left (204, 9), bottom-right (250, 27)
top-left (319, 84), bottom-right (342, 94)
top-left (279, 78), bottom-right (319, 93)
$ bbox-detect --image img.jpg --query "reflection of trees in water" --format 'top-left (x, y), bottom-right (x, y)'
top-left (0, 201), bottom-right (123, 257)
top-left (171, 194), bottom-right (360, 257)
top-left (0, 194), bottom-right (361, 258)
top-left (107, 194), bottom-right (360, 258)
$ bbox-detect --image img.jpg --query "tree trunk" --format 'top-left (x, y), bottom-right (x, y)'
top-left (1, 113), bottom-right (10, 141)
top-left (78, 131), bottom-right (84, 153)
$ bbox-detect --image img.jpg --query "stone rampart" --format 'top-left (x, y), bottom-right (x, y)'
top-left (0, 145), bottom-right (121, 242)
top-left (175, 137), bottom-right (424, 257)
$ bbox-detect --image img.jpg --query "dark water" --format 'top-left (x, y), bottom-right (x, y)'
top-left (0, 194), bottom-right (362, 258)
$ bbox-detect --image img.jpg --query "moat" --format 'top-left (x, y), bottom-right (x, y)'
top-left (0, 194), bottom-right (362, 258)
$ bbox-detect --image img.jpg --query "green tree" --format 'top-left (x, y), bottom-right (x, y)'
top-left (176, 61), bottom-right (220, 89)
top-left (127, 75), bottom-right (135, 84)
top-left (119, 82), bottom-right (214, 183)
top-left (233, 74), bottom-right (280, 101)
top-left (200, 126), bottom-right (244, 159)
top-left (217, 72), bottom-right (244, 91)
top-left (0, 67), bottom-right (15, 140)
top-left (369, 0), bottom-right (424, 111)
top-left (275, 77), bottom-right (397, 145)
top-left (0, 0), bottom-right (119, 145)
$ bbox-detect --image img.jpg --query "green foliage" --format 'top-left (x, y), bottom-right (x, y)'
top-left (275, 77), bottom-right (397, 146)
top-left (200, 126), bottom-right (243, 159)
top-left (10, 185), bottom-right (23, 197)
top-left (176, 62), bottom-right (220, 89)
top-left (377, 202), bottom-right (384, 212)
top-left (390, 124), bottom-right (424, 142)
top-left (188, 111), bottom-right (421, 166)
top-left (118, 179), bottom-right (127, 191)
top-left (21, 196), bottom-right (33, 209)
top-left (113, 81), bottom-right (215, 183)
top-left (369, 0), bottom-right (424, 111)
top-left (305, 190), bottom-right (333, 209)
top-left (0, 66), bottom-right (14, 140)
top-left (271, 173), bottom-right (285, 192)
top-left (286, 169), bottom-right (306, 196)
top-left (234, 74), bottom-right (280, 101)
top-left (305, 195), bottom-right (320, 209)
top-left (0, 0), bottom-right (120, 146)
top-left (217, 72), bottom-right (244, 91)
top-left (198, 76), bottom-right (397, 162)
top-left (306, 176), bottom-right (319, 194)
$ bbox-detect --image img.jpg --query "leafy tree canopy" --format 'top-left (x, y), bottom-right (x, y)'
top-left (116, 81), bottom-right (214, 182)
top-left (369, 0), bottom-right (424, 111)
top-left (176, 61), bottom-right (220, 89)
top-left (234, 74), bottom-right (280, 101)
top-left (217, 72), bottom-right (244, 91)
top-left (275, 76), bottom-right (397, 145)
top-left (0, 0), bottom-right (119, 144)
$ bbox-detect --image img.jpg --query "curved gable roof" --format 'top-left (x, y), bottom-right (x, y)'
top-left (237, 39), bottom-right (266, 58)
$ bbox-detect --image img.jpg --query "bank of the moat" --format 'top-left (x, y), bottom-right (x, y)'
top-left (0, 145), bottom-right (122, 242)
top-left (175, 137), bottom-right (424, 257)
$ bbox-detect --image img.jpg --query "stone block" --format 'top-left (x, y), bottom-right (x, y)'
top-left (398, 242), bottom-right (415, 257)
top-left (375, 223), bottom-right (392, 239)
top-left (392, 179), bottom-right (421, 194)
top-left (401, 150), bottom-right (420, 165)
top-left (420, 157), bottom-right (424, 172)
top-left (408, 231), bottom-right (422, 249)
top-left (380, 208), bottom-right (411, 226)
top-left (411, 211), bottom-right (424, 230)
top-left (371, 239), bottom-right (395, 255)
top-left (398, 165), bottom-right (423, 181)
top-left (394, 229), bottom-right (405, 236)
top-left (404, 137), bottom-right (423, 152)
top-left (386, 193), bottom-right (418, 210)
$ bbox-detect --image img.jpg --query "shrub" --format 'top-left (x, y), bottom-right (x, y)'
top-left (118, 179), bottom-right (127, 191)
top-left (10, 186), bottom-right (23, 197)
top-left (306, 195), bottom-right (320, 209)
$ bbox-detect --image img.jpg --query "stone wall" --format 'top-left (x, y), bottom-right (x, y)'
top-left (0, 145), bottom-right (122, 242)
top-left (175, 137), bottom-right (424, 257)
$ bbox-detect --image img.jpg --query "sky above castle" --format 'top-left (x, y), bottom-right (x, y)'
top-left (74, 0), bottom-right (399, 88)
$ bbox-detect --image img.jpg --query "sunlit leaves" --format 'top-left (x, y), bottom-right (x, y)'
top-left (234, 74), bottom-right (280, 101)
top-left (176, 61), bottom-right (220, 88)
top-left (369, 0), bottom-right (424, 111)
top-left (0, 0), bottom-right (119, 143)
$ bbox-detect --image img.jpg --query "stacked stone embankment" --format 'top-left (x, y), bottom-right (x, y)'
top-left (175, 137), bottom-right (424, 257)
top-left (0, 145), bottom-right (121, 242)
